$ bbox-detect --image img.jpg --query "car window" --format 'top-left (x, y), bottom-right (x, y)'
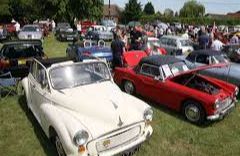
top-left (196, 54), bottom-right (209, 64)
top-left (159, 38), bottom-right (168, 45)
top-left (32, 61), bottom-right (48, 88)
top-left (140, 64), bottom-right (161, 78)
top-left (167, 39), bottom-right (177, 47)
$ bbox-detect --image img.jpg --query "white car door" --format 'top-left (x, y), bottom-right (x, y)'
top-left (32, 62), bottom-right (52, 126)
top-left (28, 61), bottom-right (51, 125)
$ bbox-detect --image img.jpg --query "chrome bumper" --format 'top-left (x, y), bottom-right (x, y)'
top-left (207, 102), bottom-right (236, 120)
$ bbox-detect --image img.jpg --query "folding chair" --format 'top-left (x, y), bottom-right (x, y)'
top-left (0, 72), bottom-right (19, 101)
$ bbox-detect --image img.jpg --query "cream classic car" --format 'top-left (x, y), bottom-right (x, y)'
top-left (21, 57), bottom-right (153, 156)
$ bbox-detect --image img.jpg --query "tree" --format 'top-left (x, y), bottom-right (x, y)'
top-left (9, 0), bottom-right (37, 22)
top-left (143, 2), bottom-right (155, 15)
top-left (180, 0), bottom-right (205, 18)
top-left (121, 0), bottom-right (142, 23)
top-left (164, 8), bottom-right (174, 17)
top-left (175, 11), bottom-right (179, 17)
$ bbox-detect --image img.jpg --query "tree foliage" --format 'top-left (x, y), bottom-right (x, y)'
top-left (143, 2), bottom-right (155, 15)
top-left (180, 0), bottom-right (205, 18)
top-left (164, 8), bottom-right (174, 17)
top-left (121, 0), bottom-right (142, 23)
top-left (7, 0), bottom-right (103, 23)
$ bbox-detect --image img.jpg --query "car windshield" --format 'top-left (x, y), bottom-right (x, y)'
top-left (2, 44), bottom-right (43, 59)
top-left (162, 62), bottom-right (189, 78)
top-left (50, 62), bottom-right (111, 90)
top-left (211, 55), bottom-right (229, 64)
top-left (22, 26), bottom-right (40, 32)
top-left (180, 39), bottom-right (192, 46)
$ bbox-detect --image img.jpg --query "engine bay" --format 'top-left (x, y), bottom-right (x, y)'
top-left (173, 73), bottom-right (220, 95)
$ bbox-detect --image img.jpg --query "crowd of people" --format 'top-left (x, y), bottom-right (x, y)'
top-left (110, 23), bottom-right (240, 69)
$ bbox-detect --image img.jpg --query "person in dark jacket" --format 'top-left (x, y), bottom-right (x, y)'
top-left (111, 34), bottom-right (125, 69)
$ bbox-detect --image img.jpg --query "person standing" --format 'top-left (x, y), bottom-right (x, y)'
top-left (211, 36), bottom-right (224, 51)
top-left (111, 34), bottom-right (125, 69)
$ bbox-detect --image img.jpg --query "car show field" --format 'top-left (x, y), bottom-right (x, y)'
top-left (0, 33), bottom-right (240, 156)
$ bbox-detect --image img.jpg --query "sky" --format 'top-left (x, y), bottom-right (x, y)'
top-left (104, 0), bottom-right (240, 14)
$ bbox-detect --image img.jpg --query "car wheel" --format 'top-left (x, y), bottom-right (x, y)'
top-left (54, 135), bottom-right (66, 156)
top-left (123, 80), bottom-right (135, 95)
top-left (183, 101), bottom-right (205, 124)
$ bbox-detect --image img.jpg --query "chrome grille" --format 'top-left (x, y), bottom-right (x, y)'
top-left (96, 126), bottom-right (141, 153)
top-left (218, 97), bottom-right (232, 111)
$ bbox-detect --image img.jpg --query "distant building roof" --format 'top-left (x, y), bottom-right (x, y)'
top-left (103, 4), bottom-right (122, 17)
top-left (227, 10), bottom-right (240, 19)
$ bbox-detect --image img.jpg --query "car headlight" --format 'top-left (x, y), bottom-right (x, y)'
top-left (73, 130), bottom-right (89, 146)
top-left (213, 99), bottom-right (221, 110)
top-left (144, 108), bottom-right (153, 122)
top-left (235, 87), bottom-right (239, 96)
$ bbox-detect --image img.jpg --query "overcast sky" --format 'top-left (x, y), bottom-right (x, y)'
top-left (104, 0), bottom-right (240, 14)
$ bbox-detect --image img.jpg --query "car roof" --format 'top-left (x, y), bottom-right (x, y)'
top-left (139, 55), bottom-right (182, 67)
top-left (191, 49), bottom-right (223, 56)
top-left (161, 35), bottom-right (185, 40)
top-left (23, 24), bottom-right (40, 27)
top-left (1, 40), bottom-right (42, 46)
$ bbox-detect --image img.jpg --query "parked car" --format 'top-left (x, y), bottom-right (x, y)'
top-left (222, 44), bottom-right (240, 62)
top-left (143, 37), bottom-right (167, 55)
top-left (56, 28), bottom-right (79, 42)
top-left (114, 55), bottom-right (238, 124)
top-left (85, 25), bottom-right (113, 41)
top-left (66, 40), bottom-right (113, 67)
top-left (101, 19), bottom-right (116, 31)
top-left (18, 24), bottom-right (43, 40)
top-left (0, 40), bottom-right (46, 77)
top-left (181, 49), bottom-right (240, 87)
top-left (55, 22), bottom-right (71, 34)
top-left (21, 58), bottom-right (153, 156)
top-left (159, 35), bottom-right (194, 55)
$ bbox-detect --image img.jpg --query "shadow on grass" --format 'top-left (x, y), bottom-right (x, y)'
top-left (18, 96), bottom-right (58, 156)
top-left (135, 95), bottom-right (218, 128)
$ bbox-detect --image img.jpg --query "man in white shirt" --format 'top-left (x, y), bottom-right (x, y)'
top-left (211, 37), bottom-right (224, 51)
top-left (14, 21), bottom-right (20, 32)
top-left (181, 30), bottom-right (189, 39)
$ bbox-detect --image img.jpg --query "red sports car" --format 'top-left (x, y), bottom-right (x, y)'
top-left (114, 55), bottom-right (238, 124)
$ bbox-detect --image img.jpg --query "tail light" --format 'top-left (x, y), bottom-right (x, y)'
top-left (82, 51), bottom-right (91, 56)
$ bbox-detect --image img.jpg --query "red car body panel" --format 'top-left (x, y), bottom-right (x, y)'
top-left (114, 58), bottom-right (236, 117)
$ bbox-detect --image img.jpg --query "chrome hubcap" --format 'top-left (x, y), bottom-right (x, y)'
top-left (55, 136), bottom-right (65, 156)
top-left (124, 81), bottom-right (134, 94)
top-left (185, 105), bottom-right (200, 122)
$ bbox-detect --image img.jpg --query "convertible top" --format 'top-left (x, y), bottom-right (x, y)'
top-left (191, 49), bottom-right (223, 56)
top-left (139, 55), bottom-right (182, 67)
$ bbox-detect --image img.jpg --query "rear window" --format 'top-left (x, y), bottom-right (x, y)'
top-left (2, 44), bottom-right (43, 59)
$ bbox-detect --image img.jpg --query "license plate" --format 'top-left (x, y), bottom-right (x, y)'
top-left (18, 60), bottom-right (26, 65)
top-left (67, 37), bottom-right (73, 40)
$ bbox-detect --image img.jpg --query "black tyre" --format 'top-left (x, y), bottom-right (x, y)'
top-left (183, 100), bottom-right (206, 124)
top-left (54, 134), bottom-right (66, 156)
top-left (123, 80), bottom-right (135, 95)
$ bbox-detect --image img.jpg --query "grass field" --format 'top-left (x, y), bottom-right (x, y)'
top-left (0, 34), bottom-right (240, 156)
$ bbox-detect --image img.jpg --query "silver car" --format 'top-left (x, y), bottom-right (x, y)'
top-left (159, 35), bottom-right (193, 55)
top-left (18, 24), bottom-right (43, 40)
top-left (180, 49), bottom-right (240, 87)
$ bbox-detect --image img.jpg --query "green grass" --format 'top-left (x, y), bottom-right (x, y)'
top-left (1, 34), bottom-right (240, 156)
